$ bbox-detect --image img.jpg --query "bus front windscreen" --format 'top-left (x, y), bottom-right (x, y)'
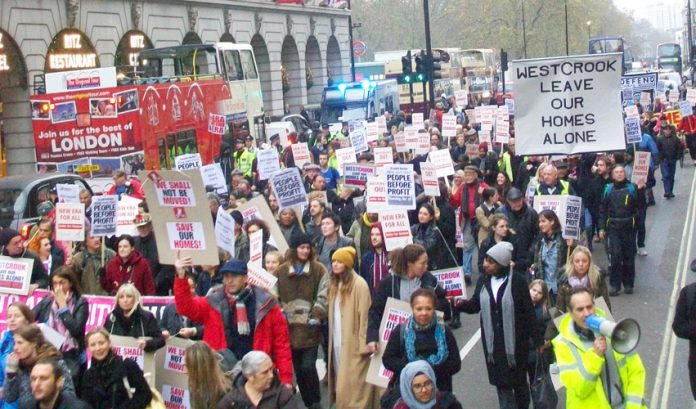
top-left (658, 44), bottom-right (681, 58)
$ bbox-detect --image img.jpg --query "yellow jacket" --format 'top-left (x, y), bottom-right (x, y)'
top-left (552, 309), bottom-right (647, 409)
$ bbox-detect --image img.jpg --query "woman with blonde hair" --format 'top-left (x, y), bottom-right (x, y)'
top-left (554, 245), bottom-right (611, 313)
top-left (103, 283), bottom-right (165, 351)
top-left (327, 247), bottom-right (379, 408)
top-left (185, 342), bottom-right (230, 409)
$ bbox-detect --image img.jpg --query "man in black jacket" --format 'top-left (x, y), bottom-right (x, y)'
top-left (673, 259), bottom-right (696, 400)
top-left (656, 123), bottom-right (683, 198)
top-left (133, 214), bottom-right (174, 296)
top-left (496, 188), bottom-right (538, 274)
top-left (0, 228), bottom-right (49, 289)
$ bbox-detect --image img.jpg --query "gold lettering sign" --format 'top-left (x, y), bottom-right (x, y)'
top-left (45, 29), bottom-right (100, 73)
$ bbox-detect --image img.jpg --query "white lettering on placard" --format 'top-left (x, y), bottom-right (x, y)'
top-left (63, 34), bottom-right (82, 49)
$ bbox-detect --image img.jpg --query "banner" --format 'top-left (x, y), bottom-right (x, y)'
top-left (291, 143), bottom-right (311, 168)
top-left (343, 163), bottom-right (376, 188)
top-left (256, 148), bottom-right (280, 181)
top-left (380, 210), bottom-right (413, 251)
top-left (420, 162), bottom-right (440, 197)
top-left (90, 195), bottom-right (118, 237)
top-left (199, 163), bottom-right (228, 195)
top-left (55, 203), bottom-right (85, 241)
top-left (214, 207), bottom-right (235, 256)
top-left (385, 164), bottom-right (416, 210)
top-left (174, 153), bottom-right (202, 171)
top-left (512, 54), bottom-right (624, 155)
top-left (624, 116), bottom-right (642, 144)
top-left (621, 72), bottom-right (657, 107)
top-left (428, 149), bottom-right (455, 178)
top-left (140, 170), bottom-right (218, 266)
top-left (431, 267), bottom-right (466, 299)
top-left (0, 257), bottom-right (34, 295)
top-left (664, 109), bottom-right (682, 126)
top-left (365, 297), bottom-right (411, 388)
top-left (115, 195), bottom-right (140, 236)
top-left (631, 151), bottom-right (651, 185)
top-left (270, 167), bottom-right (307, 210)
top-left (366, 176), bottom-right (387, 214)
top-left (56, 184), bottom-right (80, 203)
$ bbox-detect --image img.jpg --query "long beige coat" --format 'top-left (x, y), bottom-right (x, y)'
top-left (328, 273), bottom-right (380, 409)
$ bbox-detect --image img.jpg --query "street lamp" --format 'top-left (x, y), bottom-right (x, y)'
top-left (587, 20), bottom-right (592, 40)
top-left (521, 0), bottom-right (527, 58)
top-left (564, 0), bottom-right (569, 55)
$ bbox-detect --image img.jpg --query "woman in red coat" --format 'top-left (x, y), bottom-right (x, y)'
top-left (102, 234), bottom-right (155, 295)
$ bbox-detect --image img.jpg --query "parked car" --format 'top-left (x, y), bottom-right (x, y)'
top-left (0, 173), bottom-right (93, 234)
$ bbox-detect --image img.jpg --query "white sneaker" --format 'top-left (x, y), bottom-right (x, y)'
top-left (637, 247), bottom-right (648, 256)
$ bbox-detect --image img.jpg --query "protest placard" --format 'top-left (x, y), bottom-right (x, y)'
top-left (335, 147), bottom-right (357, 175)
top-left (374, 147), bottom-right (393, 165)
top-left (625, 116), bottom-right (642, 144)
top-left (680, 100), bottom-right (693, 118)
top-left (366, 176), bottom-right (387, 214)
top-left (380, 210), bottom-right (413, 251)
top-left (442, 114), bottom-right (457, 138)
top-left (161, 384), bottom-right (191, 409)
top-left (505, 98), bottom-right (515, 116)
top-left (174, 153), bottom-right (202, 171)
top-left (631, 151), bottom-right (651, 186)
top-left (668, 90), bottom-right (679, 103)
top-left (110, 335), bottom-right (150, 371)
top-left (115, 195), bottom-right (140, 236)
top-left (431, 267), bottom-right (467, 299)
top-left (249, 229), bottom-right (263, 270)
top-left (394, 131), bottom-right (407, 153)
top-left (236, 196), bottom-right (288, 253)
top-left (247, 263), bottom-right (278, 292)
top-left (385, 164), bottom-right (415, 210)
top-left (455, 90), bottom-right (469, 108)
top-left (55, 203), bottom-right (84, 241)
top-left (420, 162), bottom-right (440, 197)
top-left (291, 142), bottom-right (311, 168)
top-left (270, 167), bottom-right (307, 210)
top-left (366, 297), bottom-right (412, 388)
top-left (533, 195), bottom-right (582, 240)
top-left (0, 256), bottom-right (33, 295)
top-left (155, 337), bottom-right (194, 407)
top-left (621, 72), bottom-right (657, 107)
top-left (256, 148), bottom-right (280, 180)
top-left (343, 163), bottom-right (376, 188)
top-left (199, 163), bottom-right (228, 195)
top-left (416, 130), bottom-right (430, 155)
top-left (350, 129), bottom-right (369, 153)
top-left (90, 195), bottom-right (118, 237)
top-left (640, 91), bottom-right (652, 107)
top-left (663, 109), bottom-right (683, 126)
top-left (404, 126), bottom-right (418, 149)
top-left (139, 170), bottom-right (218, 265)
top-left (465, 109), bottom-right (475, 123)
top-left (412, 113), bottom-right (424, 129)
top-left (428, 149), bottom-right (455, 178)
top-left (624, 105), bottom-right (640, 118)
top-left (688, 88), bottom-right (696, 105)
top-left (377, 115), bottom-right (388, 134)
top-left (214, 207), bottom-right (235, 256)
top-left (208, 113), bottom-right (226, 135)
top-left (512, 54), bottom-right (624, 155)
top-left (56, 184), bottom-right (80, 203)
top-left (366, 121), bottom-right (379, 142)
top-left (495, 119), bottom-right (510, 144)
top-left (455, 208), bottom-right (463, 248)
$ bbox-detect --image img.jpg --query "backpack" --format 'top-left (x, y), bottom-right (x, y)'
top-left (602, 182), bottom-right (636, 199)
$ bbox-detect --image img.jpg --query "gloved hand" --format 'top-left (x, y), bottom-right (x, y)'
top-left (5, 355), bottom-right (18, 376)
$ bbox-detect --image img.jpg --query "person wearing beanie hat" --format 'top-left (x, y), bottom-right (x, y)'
top-left (275, 231), bottom-right (327, 409)
top-left (456, 240), bottom-right (541, 409)
top-left (327, 245), bottom-right (379, 408)
top-left (172, 254), bottom-right (293, 385)
top-left (0, 228), bottom-right (49, 289)
top-left (470, 141), bottom-right (498, 186)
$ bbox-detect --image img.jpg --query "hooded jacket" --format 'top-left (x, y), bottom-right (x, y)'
top-left (102, 251), bottom-right (155, 296)
top-left (81, 352), bottom-right (152, 409)
top-left (173, 277), bottom-right (293, 384)
top-left (216, 368), bottom-right (300, 409)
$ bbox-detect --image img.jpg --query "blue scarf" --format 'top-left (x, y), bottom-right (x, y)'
top-left (404, 316), bottom-right (448, 366)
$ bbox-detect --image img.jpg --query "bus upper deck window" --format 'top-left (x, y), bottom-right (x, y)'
top-left (240, 51), bottom-right (258, 79)
top-left (223, 50), bottom-right (243, 81)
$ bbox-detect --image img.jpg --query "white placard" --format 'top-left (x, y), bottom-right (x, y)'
top-left (380, 210), bottom-right (413, 251)
top-left (291, 143), bottom-right (311, 168)
top-left (335, 147), bottom-right (357, 175)
top-left (249, 229), bottom-right (263, 270)
top-left (162, 384), bottom-right (191, 409)
top-left (366, 122), bottom-right (379, 142)
top-left (420, 162), bottom-right (440, 197)
top-left (511, 53), bottom-right (624, 155)
top-left (56, 184), bottom-right (80, 204)
top-left (412, 113), bottom-right (424, 129)
top-left (416, 131), bottom-right (430, 155)
top-left (631, 151), bottom-right (651, 185)
top-left (115, 195), bottom-right (140, 236)
top-left (343, 163), bottom-right (376, 188)
top-left (625, 116), bottom-right (642, 144)
top-left (174, 153), bottom-right (202, 171)
top-left (0, 256), bottom-right (33, 295)
top-left (270, 167), bottom-right (308, 210)
top-left (442, 114), bottom-right (457, 137)
top-left (200, 163), bottom-right (228, 195)
top-left (247, 264), bottom-right (278, 292)
top-left (350, 130), bottom-right (369, 153)
top-left (385, 164), bottom-right (416, 210)
top-left (505, 98), bottom-right (515, 116)
top-left (495, 119), bottom-right (510, 144)
top-left (431, 267), bottom-right (467, 299)
top-left (624, 105), bottom-right (640, 118)
top-left (214, 208), bottom-right (236, 256)
top-left (680, 100), bottom-right (693, 117)
top-left (55, 203), bottom-right (85, 241)
top-left (377, 115), bottom-right (388, 134)
top-left (428, 149), bottom-right (455, 178)
top-left (163, 344), bottom-right (187, 374)
top-left (166, 222), bottom-right (207, 251)
top-left (455, 90), bottom-right (469, 108)
top-left (257, 148), bottom-right (280, 181)
top-left (366, 176), bottom-right (388, 214)
top-left (153, 179), bottom-right (197, 207)
top-left (687, 88), bottom-right (696, 105)
top-left (532, 195), bottom-right (582, 240)
top-left (90, 195), bottom-right (118, 237)
top-left (374, 147), bottom-right (394, 165)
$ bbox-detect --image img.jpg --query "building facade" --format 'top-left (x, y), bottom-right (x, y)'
top-left (0, 0), bottom-right (351, 176)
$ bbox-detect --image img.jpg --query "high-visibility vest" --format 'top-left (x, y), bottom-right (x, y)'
top-left (536, 179), bottom-right (570, 195)
top-left (234, 149), bottom-right (254, 178)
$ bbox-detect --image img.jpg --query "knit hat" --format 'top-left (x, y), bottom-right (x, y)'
top-left (230, 210), bottom-right (244, 227)
top-left (332, 247), bottom-right (356, 270)
top-left (291, 232), bottom-right (312, 248)
top-left (486, 241), bottom-right (514, 267)
top-left (479, 142), bottom-right (488, 151)
top-left (220, 259), bottom-right (248, 276)
top-left (0, 228), bottom-right (21, 247)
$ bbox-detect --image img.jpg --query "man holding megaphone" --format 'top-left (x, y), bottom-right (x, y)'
top-left (552, 287), bottom-right (647, 409)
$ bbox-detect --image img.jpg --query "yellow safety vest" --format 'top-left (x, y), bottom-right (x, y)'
top-left (234, 149), bottom-right (254, 178)
top-left (536, 179), bottom-right (570, 195)
top-left (552, 310), bottom-right (647, 409)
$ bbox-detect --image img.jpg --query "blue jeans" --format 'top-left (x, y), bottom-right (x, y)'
top-left (660, 159), bottom-right (677, 195)
top-left (462, 220), bottom-right (476, 277)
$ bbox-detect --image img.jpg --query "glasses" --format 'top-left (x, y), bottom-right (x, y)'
top-left (412, 380), bottom-right (433, 392)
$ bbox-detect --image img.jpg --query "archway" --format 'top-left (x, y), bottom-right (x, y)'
top-left (45, 28), bottom-right (100, 73)
top-left (220, 32), bottom-right (235, 43)
top-left (326, 35), bottom-right (344, 86)
top-left (114, 30), bottom-right (153, 76)
top-left (250, 34), bottom-right (272, 115)
top-left (0, 29), bottom-right (29, 176)
top-left (280, 35), bottom-right (302, 112)
top-left (182, 32), bottom-right (202, 45)
top-left (305, 36), bottom-right (323, 105)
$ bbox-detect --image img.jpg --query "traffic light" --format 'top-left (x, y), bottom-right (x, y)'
top-left (401, 50), bottom-right (412, 84)
top-left (431, 52), bottom-right (443, 80)
top-left (415, 51), bottom-right (426, 82)
top-left (501, 49), bottom-right (509, 72)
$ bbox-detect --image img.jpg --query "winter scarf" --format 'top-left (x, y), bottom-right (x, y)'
top-left (399, 360), bottom-right (438, 409)
top-left (49, 295), bottom-right (78, 352)
top-left (404, 316), bottom-right (448, 366)
top-left (480, 270), bottom-right (516, 367)
top-left (226, 287), bottom-right (251, 336)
